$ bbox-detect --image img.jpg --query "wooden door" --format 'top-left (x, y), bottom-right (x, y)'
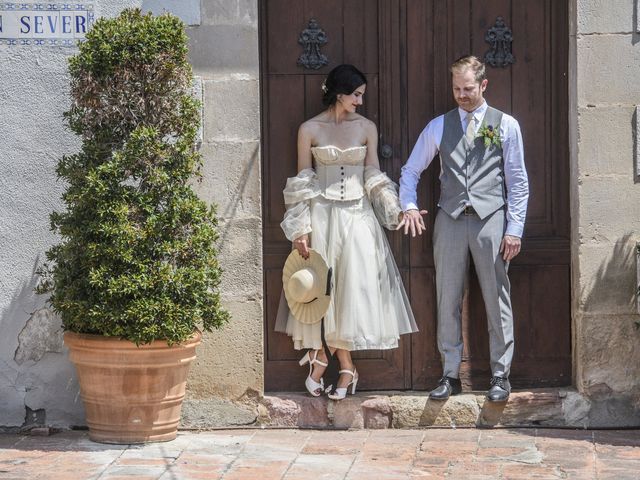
top-left (407, 0), bottom-right (571, 390)
top-left (261, 0), bottom-right (571, 391)
top-left (260, 0), bottom-right (410, 391)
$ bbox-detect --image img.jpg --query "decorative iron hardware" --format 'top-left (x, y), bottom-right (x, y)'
top-left (484, 16), bottom-right (515, 68)
top-left (297, 18), bottom-right (328, 70)
top-left (380, 144), bottom-right (393, 160)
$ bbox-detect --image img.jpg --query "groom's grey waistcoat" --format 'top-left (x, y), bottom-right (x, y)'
top-left (438, 106), bottom-right (505, 220)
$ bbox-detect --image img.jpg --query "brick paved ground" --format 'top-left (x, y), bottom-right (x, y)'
top-left (0, 428), bottom-right (638, 479)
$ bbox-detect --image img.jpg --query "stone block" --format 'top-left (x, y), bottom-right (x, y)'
top-left (142, 0), bottom-right (201, 25)
top-left (180, 398), bottom-right (256, 428)
top-left (389, 394), bottom-right (480, 428)
top-left (577, 34), bottom-right (640, 105)
top-left (258, 394), bottom-right (331, 428)
top-left (577, 314), bottom-right (640, 396)
top-left (577, 177), bottom-right (640, 247)
top-left (577, 105), bottom-right (635, 176)
top-left (361, 396), bottom-right (393, 428)
top-left (562, 390), bottom-right (591, 428)
top-left (478, 390), bottom-right (563, 427)
top-left (577, 0), bottom-right (633, 34)
top-left (187, 298), bottom-right (263, 399)
top-left (260, 396), bottom-right (301, 427)
top-left (297, 395), bottom-right (331, 428)
top-left (588, 394), bottom-right (640, 427)
top-left (577, 241), bottom-right (638, 315)
top-left (202, 0), bottom-right (257, 27)
top-left (330, 395), bottom-right (364, 429)
top-left (216, 218), bottom-right (263, 299)
top-left (202, 76), bottom-right (260, 142)
top-left (422, 395), bottom-right (481, 427)
top-left (195, 141), bottom-right (261, 220)
top-left (188, 25), bottom-right (259, 75)
top-left (389, 394), bottom-right (427, 428)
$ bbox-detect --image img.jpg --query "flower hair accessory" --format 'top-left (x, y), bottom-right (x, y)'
top-left (321, 80), bottom-right (328, 94)
top-left (477, 122), bottom-right (502, 148)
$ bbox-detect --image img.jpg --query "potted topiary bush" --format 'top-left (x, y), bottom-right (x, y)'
top-left (37, 8), bottom-right (229, 443)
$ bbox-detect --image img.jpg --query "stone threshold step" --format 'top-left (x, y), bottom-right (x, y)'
top-left (257, 388), bottom-right (640, 429)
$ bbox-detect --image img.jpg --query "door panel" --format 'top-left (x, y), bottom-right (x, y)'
top-left (261, 0), bottom-right (409, 391)
top-left (262, 0), bottom-right (570, 391)
top-left (406, 0), bottom-right (570, 390)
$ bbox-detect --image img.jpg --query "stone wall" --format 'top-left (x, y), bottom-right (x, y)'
top-left (0, 0), bottom-right (262, 429)
top-left (185, 0), bottom-right (263, 401)
top-left (572, 0), bottom-right (640, 416)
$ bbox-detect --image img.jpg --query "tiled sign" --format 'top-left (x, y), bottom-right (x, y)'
top-left (0, 3), bottom-right (94, 46)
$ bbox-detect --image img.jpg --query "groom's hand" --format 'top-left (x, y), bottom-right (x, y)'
top-left (397, 209), bottom-right (428, 237)
top-left (500, 235), bottom-right (521, 262)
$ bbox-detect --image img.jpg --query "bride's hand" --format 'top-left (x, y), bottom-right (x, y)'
top-left (396, 209), bottom-right (428, 237)
top-left (293, 234), bottom-right (311, 259)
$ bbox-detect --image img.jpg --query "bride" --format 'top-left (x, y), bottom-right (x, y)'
top-left (276, 64), bottom-right (420, 400)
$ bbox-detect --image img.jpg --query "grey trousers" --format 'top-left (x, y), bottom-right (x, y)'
top-left (433, 208), bottom-right (514, 379)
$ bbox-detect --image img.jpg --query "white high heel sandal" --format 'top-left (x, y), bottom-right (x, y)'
top-left (327, 368), bottom-right (358, 400)
top-left (299, 350), bottom-right (328, 397)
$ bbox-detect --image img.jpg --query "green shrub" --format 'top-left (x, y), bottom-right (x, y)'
top-left (38, 9), bottom-right (229, 345)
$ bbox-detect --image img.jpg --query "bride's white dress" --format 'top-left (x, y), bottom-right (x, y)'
top-left (276, 145), bottom-right (418, 351)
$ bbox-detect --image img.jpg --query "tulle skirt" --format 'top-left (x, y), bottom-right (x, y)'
top-left (275, 194), bottom-right (418, 351)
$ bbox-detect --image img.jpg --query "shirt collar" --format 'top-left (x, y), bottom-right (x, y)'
top-left (458, 101), bottom-right (488, 123)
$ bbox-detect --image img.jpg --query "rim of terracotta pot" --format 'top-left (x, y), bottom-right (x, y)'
top-left (63, 330), bottom-right (202, 349)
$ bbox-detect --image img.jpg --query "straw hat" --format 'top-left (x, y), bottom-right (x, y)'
top-left (282, 249), bottom-right (332, 325)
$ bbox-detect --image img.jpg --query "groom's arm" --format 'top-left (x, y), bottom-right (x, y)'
top-left (499, 114), bottom-right (529, 261)
top-left (501, 115), bottom-right (529, 238)
top-left (398, 117), bottom-right (442, 236)
top-left (399, 118), bottom-right (442, 211)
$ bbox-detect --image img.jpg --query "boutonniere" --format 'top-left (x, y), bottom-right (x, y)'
top-left (477, 122), bottom-right (502, 148)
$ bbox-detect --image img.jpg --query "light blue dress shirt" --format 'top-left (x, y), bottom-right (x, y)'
top-left (399, 101), bottom-right (529, 238)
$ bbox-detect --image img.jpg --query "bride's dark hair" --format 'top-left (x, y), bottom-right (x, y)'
top-left (322, 64), bottom-right (367, 107)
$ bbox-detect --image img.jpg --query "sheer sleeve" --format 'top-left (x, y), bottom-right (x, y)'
top-left (280, 168), bottom-right (321, 241)
top-left (364, 165), bottom-right (402, 230)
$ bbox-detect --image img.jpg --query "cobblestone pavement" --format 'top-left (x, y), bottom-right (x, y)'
top-left (0, 428), bottom-right (639, 479)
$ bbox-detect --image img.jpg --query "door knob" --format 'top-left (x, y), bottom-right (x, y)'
top-left (380, 144), bottom-right (393, 159)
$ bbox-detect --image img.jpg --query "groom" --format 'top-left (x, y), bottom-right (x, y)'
top-left (398, 56), bottom-right (529, 402)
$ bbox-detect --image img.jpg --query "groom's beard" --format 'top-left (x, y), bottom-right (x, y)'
top-left (456, 96), bottom-right (482, 111)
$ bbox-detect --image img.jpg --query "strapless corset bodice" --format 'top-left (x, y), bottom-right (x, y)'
top-left (311, 146), bottom-right (366, 201)
top-left (311, 145), bottom-right (367, 166)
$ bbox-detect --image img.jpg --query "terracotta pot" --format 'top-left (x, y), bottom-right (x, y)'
top-left (64, 331), bottom-right (201, 444)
